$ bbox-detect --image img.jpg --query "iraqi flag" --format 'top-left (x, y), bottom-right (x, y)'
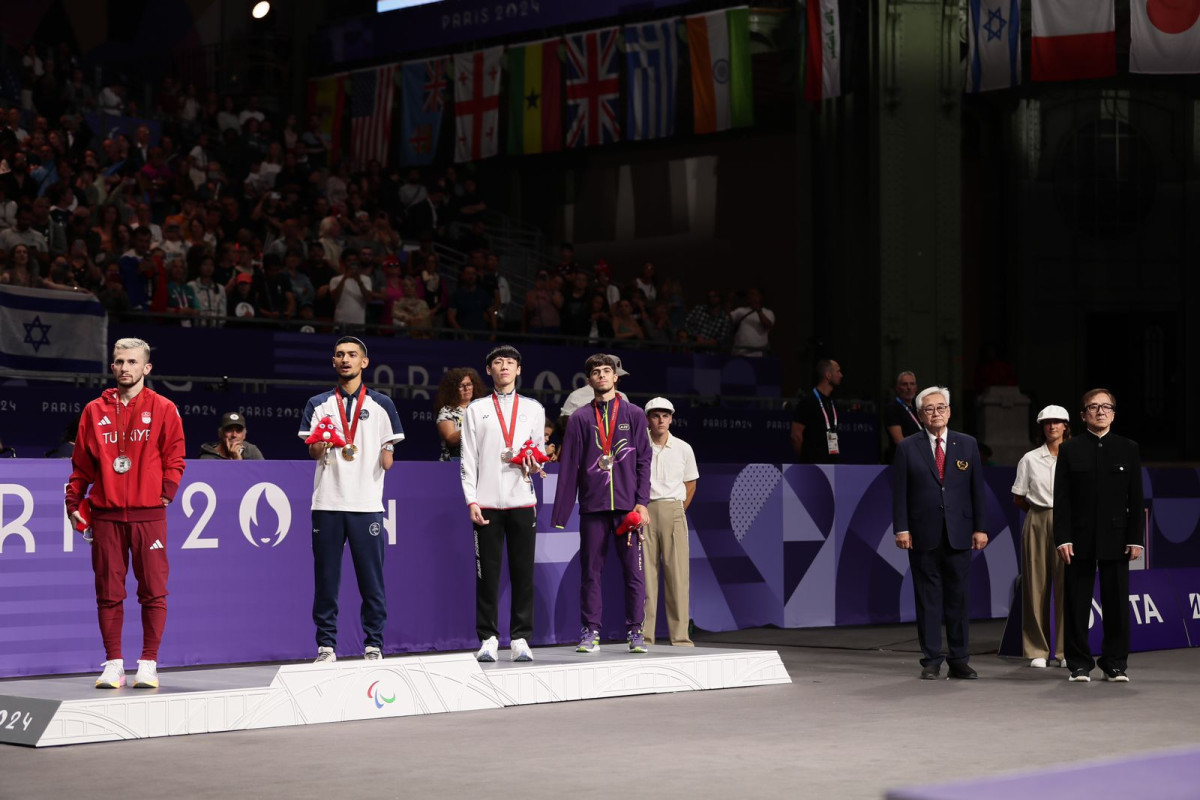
top-left (453, 47), bottom-right (503, 163)
top-left (804, 0), bottom-right (853, 101)
top-left (967, 0), bottom-right (1020, 92)
top-left (1031, 0), bottom-right (1116, 81)
top-left (1131, 0), bottom-right (1200, 74)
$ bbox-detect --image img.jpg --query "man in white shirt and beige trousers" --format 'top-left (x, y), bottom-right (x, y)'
top-left (643, 397), bottom-right (699, 646)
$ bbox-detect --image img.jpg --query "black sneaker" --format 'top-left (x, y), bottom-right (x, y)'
top-left (1103, 668), bottom-right (1129, 682)
top-left (1068, 668), bottom-right (1091, 682)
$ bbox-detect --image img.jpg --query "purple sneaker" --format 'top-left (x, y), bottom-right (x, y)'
top-left (576, 627), bottom-right (600, 653)
top-left (628, 627), bottom-right (647, 654)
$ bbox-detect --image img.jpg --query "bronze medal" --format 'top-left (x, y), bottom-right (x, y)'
top-left (342, 443), bottom-right (358, 461)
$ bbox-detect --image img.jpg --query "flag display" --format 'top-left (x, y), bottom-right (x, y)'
top-left (803, 0), bottom-right (848, 101)
top-left (1130, 0), bottom-right (1200, 74)
top-left (0, 286), bottom-right (108, 372)
top-left (349, 64), bottom-right (397, 169)
top-left (506, 39), bottom-right (562, 156)
top-left (564, 27), bottom-right (622, 147)
top-left (1031, 0), bottom-right (1116, 81)
top-left (967, 0), bottom-right (1021, 92)
top-left (306, 73), bottom-right (348, 158)
top-left (625, 19), bottom-right (679, 141)
top-left (453, 47), bottom-right (503, 162)
top-left (687, 8), bottom-right (754, 133)
top-left (400, 57), bottom-right (449, 165)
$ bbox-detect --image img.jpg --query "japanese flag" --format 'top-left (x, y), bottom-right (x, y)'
top-left (1130, 0), bottom-right (1200, 74)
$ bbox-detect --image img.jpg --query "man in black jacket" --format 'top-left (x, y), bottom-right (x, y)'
top-left (1053, 388), bottom-right (1144, 683)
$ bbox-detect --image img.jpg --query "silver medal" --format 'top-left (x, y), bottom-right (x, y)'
top-left (112, 455), bottom-right (132, 473)
top-left (501, 448), bottom-right (514, 463)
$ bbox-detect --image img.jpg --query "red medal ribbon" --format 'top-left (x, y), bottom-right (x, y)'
top-left (492, 392), bottom-right (520, 451)
top-left (335, 383), bottom-right (367, 447)
top-left (593, 396), bottom-right (620, 456)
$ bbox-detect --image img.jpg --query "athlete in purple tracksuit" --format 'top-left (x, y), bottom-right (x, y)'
top-left (551, 354), bottom-right (653, 653)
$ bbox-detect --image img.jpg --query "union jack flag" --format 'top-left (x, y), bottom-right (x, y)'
top-left (565, 27), bottom-right (621, 148)
top-left (422, 58), bottom-right (448, 114)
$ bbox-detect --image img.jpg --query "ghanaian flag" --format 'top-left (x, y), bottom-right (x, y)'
top-left (507, 39), bottom-right (562, 155)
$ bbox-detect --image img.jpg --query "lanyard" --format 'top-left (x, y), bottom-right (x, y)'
top-left (491, 392), bottom-right (519, 450)
top-left (813, 389), bottom-right (837, 431)
top-left (896, 397), bottom-right (921, 428)
top-left (594, 396), bottom-right (620, 455)
top-left (335, 383), bottom-right (366, 446)
top-left (115, 391), bottom-right (144, 458)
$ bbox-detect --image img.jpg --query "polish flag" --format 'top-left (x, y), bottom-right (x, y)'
top-left (1131, 0), bottom-right (1200, 74)
top-left (1031, 0), bottom-right (1116, 81)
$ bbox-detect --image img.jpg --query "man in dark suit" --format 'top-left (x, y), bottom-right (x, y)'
top-left (892, 386), bottom-right (988, 680)
top-left (1053, 388), bottom-right (1143, 683)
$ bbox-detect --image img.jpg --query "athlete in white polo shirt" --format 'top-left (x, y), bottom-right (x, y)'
top-left (644, 397), bottom-right (699, 646)
top-left (460, 345), bottom-right (546, 662)
top-left (299, 336), bottom-right (404, 663)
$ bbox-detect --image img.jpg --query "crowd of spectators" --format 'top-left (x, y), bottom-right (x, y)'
top-left (0, 41), bottom-right (775, 355)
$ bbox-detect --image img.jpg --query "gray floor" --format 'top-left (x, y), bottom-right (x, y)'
top-left (4, 625), bottom-right (1199, 800)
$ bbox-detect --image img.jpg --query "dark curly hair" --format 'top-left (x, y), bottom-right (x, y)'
top-left (435, 367), bottom-right (487, 412)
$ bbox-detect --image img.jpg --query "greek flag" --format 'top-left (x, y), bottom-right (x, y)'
top-left (0, 285), bottom-right (108, 372)
top-left (625, 20), bottom-right (679, 141)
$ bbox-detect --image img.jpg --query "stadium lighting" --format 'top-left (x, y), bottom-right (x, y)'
top-left (251, 1), bottom-right (271, 19)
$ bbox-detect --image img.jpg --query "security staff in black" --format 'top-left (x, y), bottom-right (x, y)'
top-left (1053, 388), bottom-right (1144, 683)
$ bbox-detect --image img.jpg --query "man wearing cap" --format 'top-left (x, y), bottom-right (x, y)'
top-left (1012, 405), bottom-right (1070, 668)
top-left (199, 412), bottom-right (265, 460)
top-left (1054, 388), bottom-right (1143, 683)
top-left (552, 353), bottom-right (652, 654)
top-left (644, 397), bottom-right (699, 646)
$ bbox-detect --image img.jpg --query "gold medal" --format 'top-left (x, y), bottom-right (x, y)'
top-left (342, 443), bottom-right (357, 461)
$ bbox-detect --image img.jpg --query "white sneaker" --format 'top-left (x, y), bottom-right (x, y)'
top-left (1030, 657), bottom-right (1047, 669)
top-left (475, 636), bottom-right (498, 662)
top-left (510, 638), bottom-right (534, 662)
top-left (314, 646), bottom-right (337, 664)
top-left (364, 646), bottom-right (383, 661)
top-left (95, 659), bottom-right (125, 689)
top-left (133, 660), bottom-right (159, 689)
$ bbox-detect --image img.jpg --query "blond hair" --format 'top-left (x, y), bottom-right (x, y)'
top-left (113, 337), bottom-right (151, 361)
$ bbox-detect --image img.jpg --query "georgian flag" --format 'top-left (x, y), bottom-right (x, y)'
top-left (967, 0), bottom-right (1020, 92)
top-left (1131, 0), bottom-right (1200, 74)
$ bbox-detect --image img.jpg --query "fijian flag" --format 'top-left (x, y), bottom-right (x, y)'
top-left (625, 19), bottom-right (679, 140)
top-left (0, 285), bottom-right (108, 372)
top-left (400, 57), bottom-right (448, 165)
top-left (349, 64), bottom-right (397, 169)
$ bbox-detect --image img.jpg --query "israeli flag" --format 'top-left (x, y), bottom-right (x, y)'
top-left (0, 286), bottom-right (108, 372)
top-left (626, 20), bottom-right (679, 140)
top-left (967, 0), bottom-right (1020, 93)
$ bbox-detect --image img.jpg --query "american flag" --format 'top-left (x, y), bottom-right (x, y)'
top-left (565, 27), bottom-right (621, 148)
top-left (350, 64), bottom-right (397, 169)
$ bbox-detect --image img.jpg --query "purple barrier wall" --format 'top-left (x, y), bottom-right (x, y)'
top-left (1, 462), bottom-right (1197, 678)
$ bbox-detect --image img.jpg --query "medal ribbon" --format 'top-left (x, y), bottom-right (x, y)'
top-left (593, 396), bottom-right (620, 456)
top-left (813, 388), bottom-right (837, 430)
top-left (897, 397), bottom-right (921, 428)
top-left (492, 392), bottom-right (520, 451)
top-left (116, 391), bottom-right (144, 461)
top-left (335, 383), bottom-right (366, 447)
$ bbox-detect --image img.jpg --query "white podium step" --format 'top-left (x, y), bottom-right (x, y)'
top-left (0, 646), bottom-right (790, 747)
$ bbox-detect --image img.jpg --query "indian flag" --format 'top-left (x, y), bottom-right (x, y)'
top-left (686, 7), bottom-right (754, 134)
top-left (507, 38), bottom-right (562, 155)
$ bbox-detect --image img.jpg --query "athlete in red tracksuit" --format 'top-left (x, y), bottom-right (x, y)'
top-left (65, 338), bottom-right (186, 689)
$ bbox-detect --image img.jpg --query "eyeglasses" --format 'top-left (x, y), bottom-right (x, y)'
top-left (458, 382), bottom-right (474, 390)
top-left (920, 405), bottom-right (949, 416)
top-left (1083, 403), bottom-right (1115, 414)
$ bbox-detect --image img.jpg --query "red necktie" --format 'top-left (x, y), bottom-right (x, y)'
top-left (935, 437), bottom-right (945, 481)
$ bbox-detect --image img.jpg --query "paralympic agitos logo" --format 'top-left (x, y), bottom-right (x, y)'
top-left (367, 680), bottom-right (396, 710)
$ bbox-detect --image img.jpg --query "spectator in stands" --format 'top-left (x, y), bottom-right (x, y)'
top-left (684, 289), bottom-right (731, 348)
top-left (98, 264), bottom-right (132, 319)
top-left (318, 215), bottom-right (343, 266)
top-left (0, 182), bottom-right (16, 232)
top-left (884, 371), bottom-right (922, 464)
top-left (188, 255), bottom-right (226, 327)
top-left (435, 367), bottom-right (487, 461)
top-left (791, 359), bottom-right (844, 464)
top-left (594, 261), bottom-right (619, 308)
top-left (586, 293), bottom-right (614, 344)
top-left (97, 80), bottom-right (125, 116)
top-left (556, 242), bottom-right (580, 278)
top-left (300, 114), bottom-right (329, 168)
top-left (729, 287), bottom-right (775, 357)
top-left (448, 264), bottom-right (491, 335)
top-left (0, 205), bottom-right (49, 260)
top-left (130, 201), bottom-right (162, 244)
top-left (160, 220), bottom-right (187, 261)
top-left (119, 227), bottom-right (166, 309)
top-left (367, 212), bottom-right (401, 257)
top-left (561, 272), bottom-right (593, 338)
top-left (480, 251), bottom-right (512, 332)
top-left (1, 244), bottom-right (40, 287)
top-left (165, 259), bottom-right (199, 324)
top-left (455, 176), bottom-right (487, 228)
top-left (612, 298), bottom-right (644, 341)
top-left (199, 412), bottom-right (265, 460)
top-left (257, 253), bottom-right (296, 320)
top-left (393, 276), bottom-right (432, 335)
top-left (227, 272), bottom-right (259, 322)
top-left (307, 242), bottom-right (337, 319)
top-left (217, 96), bottom-right (240, 133)
top-left (284, 248), bottom-right (314, 310)
top-left (417, 253), bottom-right (447, 329)
top-left (64, 69), bottom-right (96, 113)
top-left (330, 249), bottom-right (373, 328)
top-left (93, 204), bottom-right (122, 256)
top-left (635, 262), bottom-right (657, 302)
top-left (644, 301), bottom-right (675, 345)
top-left (30, 197), bottom-right (67, 256)
top-left (67, 206), bottom-right (99, 255)
top-left (523, 269), bottom-right (562, 335)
